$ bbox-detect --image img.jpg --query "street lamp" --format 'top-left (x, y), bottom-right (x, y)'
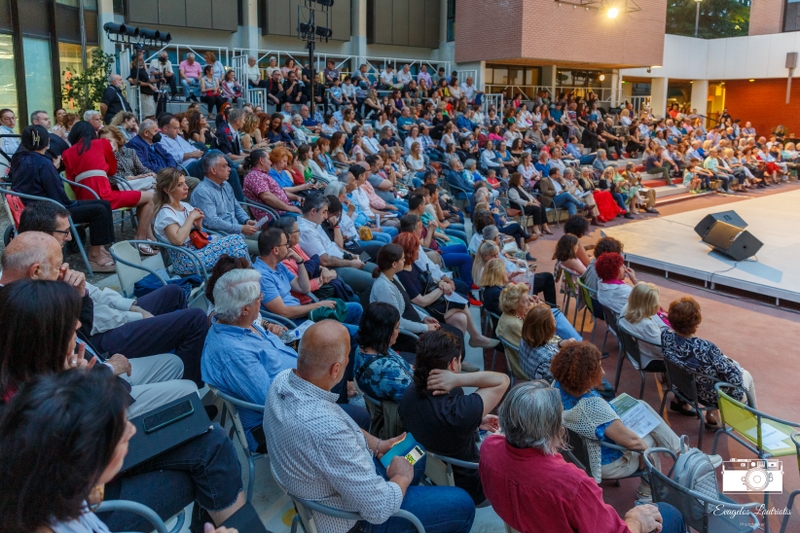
top-left (694, 0), bottom-right (702, 38)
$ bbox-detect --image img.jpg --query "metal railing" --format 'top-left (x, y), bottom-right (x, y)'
top-left (483, 93), bottom-right (504, 113)
top-left (485, 84), bottom-right (614, 106)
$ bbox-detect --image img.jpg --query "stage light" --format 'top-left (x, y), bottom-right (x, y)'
top-left (607, 7), bottom-right (619, 18)
top-left (314, 0), bottom-right (334, 6)
top-left (299, 22), bottom-right (315, 36)
top-left (103, 22), bottom-right (139, 38)
top-left (315, 26), bottom-right (333, 39)
top-left (139, 28), bottom-right (162, 41)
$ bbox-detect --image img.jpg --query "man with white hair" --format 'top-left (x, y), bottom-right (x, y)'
top-left (460, 77), bottom-right (483, 106)
top-left (126, 118), bottom-right (178, 174)
top-left (246, 55), bottom-right (267, 88)
top-left (0, 231), bottom-right (200, 414)
top-left (100, 74), bottom-right (132, 124)
top-left (178, 52), bottom-right (201, 102)
top-left (150, 50), bottom-right (178, 99)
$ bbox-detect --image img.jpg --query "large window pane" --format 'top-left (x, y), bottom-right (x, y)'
top-left (0, 35), bottom-right (18, 128)
top-left (59, 43), bottom-right (97, 111)
top-left (23, 38), bottom-right (54, 116)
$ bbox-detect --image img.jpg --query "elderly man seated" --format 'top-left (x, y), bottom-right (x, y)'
top-left (480, 381), bottom-right (686, 533)
top-left (264, 320), bottom-right (476, 533)
top-left (1, 204), bottom-right (208, 386)
top-left (126, 118), bottom-right (178, 174)
top-left (254, 227), bottom-right (363, 335)
top-left (0, 229), bottom-right (199, 416)
top-left (191, 151), bottom-right (260, 254)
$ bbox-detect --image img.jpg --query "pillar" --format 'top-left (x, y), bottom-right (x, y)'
top-left (541, 65), bottom-right (557, 100)
top-left (241, 0), bottom-right (259, 53)
top-left (351, 0), bottom-right (367, 69)
top-left (690, 79), bottom-right (709, 117)
top-left (610, 70), bottom-right (621, 107)
top-left (650, 77), bottom-right (668, 117)
top-left (97, 0), bottom-right (116, 55)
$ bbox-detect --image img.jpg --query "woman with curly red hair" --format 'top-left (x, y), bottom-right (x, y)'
top-left (595, 251), bottom-right (638, 316)
top-left (393, 232), bottom-right (498, 349)
top-left (551, 341), bottom-right (715, 501)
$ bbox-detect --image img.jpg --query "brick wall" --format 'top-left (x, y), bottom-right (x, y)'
top-left (455, 0), bottom-right (665, 67)
top-left (749, 0), bottom-right (784, 35)
top-left (725, 78), bottom-right (800, 137)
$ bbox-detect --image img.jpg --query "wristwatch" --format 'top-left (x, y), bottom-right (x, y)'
top-left (296, 259), bottom-right (305, 265)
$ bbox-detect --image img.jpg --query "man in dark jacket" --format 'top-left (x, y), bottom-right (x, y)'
top-left (125, 118), bottom-right (178, 173)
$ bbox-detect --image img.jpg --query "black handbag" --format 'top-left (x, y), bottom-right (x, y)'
top-left (419, 265), bottom-right (447, 309)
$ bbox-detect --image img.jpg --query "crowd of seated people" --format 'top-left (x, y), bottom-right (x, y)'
top-left (0, 74), bottom-right (783, 533)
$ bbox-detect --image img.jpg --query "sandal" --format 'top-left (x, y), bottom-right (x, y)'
top-left (670, 401), bottom-right (697, 417)
top-left (705, 415), bottom-right (722, 431)
top-left (88, 260), bottom-right (116, 273)
top-left (138, 243), bottom-right (158, 256)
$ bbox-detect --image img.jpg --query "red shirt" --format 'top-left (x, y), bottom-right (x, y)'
top-left (479, 435), bottom-right (632, 533)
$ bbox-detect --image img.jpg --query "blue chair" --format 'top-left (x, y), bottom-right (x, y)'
top-left (208, 386), bottom-right (268, 504)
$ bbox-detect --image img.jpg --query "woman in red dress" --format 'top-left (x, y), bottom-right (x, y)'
top-left (64, 121), bottom-right (157, 253)
top-left (578, 167), bottom-right (620, 222)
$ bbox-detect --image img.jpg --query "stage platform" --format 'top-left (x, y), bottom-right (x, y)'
top-left (602, 189), bottom-right (800, 304)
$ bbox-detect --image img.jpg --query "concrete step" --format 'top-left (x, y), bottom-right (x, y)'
top-left (654, 188), bottom-right (716, 205)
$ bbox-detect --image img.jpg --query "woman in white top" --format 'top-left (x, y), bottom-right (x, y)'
top-left (480, 140), bottom-right (503, 170)
top-left (618, 282), bottom-right (667, 371)
top-left (265, 56), bottom-right (281, 79)
top-left (595, 251), bottom-right (638, 317)
top-left (374, 112), bottom-right (396, 135)
top-left (440, 122), bottom-right (457, 148)
top-left (517, 152), bottom-right (539, 184)
top-left (619, 108), bottom-right (632, 127)
top-left (153, 168), bottom-right (249, 275)
top-left (404, 125), bottom-right (422, 152)
top-left (518, 105), bottom-right (533, 130)
top-left (406, 141), bottom-right (426, 172)
top-left (341, 108), bottom-right (359, 136)
top-left (504, 122), bottom-right (523, 147)
top-left (321, 114), bottom-right (340, 136)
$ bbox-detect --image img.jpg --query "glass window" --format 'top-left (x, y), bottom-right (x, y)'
top-left (23, 38), bottom-right (54, 117)
top-left (785, 0), bottom-right (800, 31)
top-left (60, 43), bottom-right (98, 111)
top-left (57, 0), bottom-right (98, 9)
top-left (0, 35), bottom-right (18, 127)
top-left (447, 0), bottom-right (455, 42)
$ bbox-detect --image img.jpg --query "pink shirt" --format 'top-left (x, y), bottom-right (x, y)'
top-left (243, 168), bottom-right (290, 220)
top-left (179, 60), bottom-right (202, 80)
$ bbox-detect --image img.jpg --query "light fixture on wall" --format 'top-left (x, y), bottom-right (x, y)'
top-left (554, 0), bottom-right (640, 16)
top-left (599, 74), bottom-right (606, 81)
top-left (749, 79), bottom-right (755, 82)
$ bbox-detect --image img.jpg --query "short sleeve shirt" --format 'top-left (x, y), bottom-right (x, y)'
top-left (154, 203), bottom-right (194, 245)
top-left (645, 156), bottom-right (659, 171)
top-left (179, 60), bottom-right (202, 80)
top-left (367, 174), bottom-right (394, 202)
top-left (243, 169), bottom-right (290, 219)
top-left (254, 257), bottom-right (301, 307)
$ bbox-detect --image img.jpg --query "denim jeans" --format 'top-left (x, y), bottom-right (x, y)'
top-left (180, 78), bottom-right (200, 99)
top-left (375, 226), bottom-right (399, 239)
top-left (355, 459), bottom-right (476, 533)
top-left (553, 192), bottom-right (586, 216)
top-left (444, 228), bottom-right (469, 243)
top-left (364, 232), bottom-right (392, 244)
top-left (388, 199), bottom-right (409, 214)
top-left (612, 192), bottom-right (627, 212)
top-left (654, 502), bottom-right (686, 533)
top-left (553, 309), bottom-right (580, 341)
top-left (440, 244), bottom-right (473, 286)
top-left (100, 424), bottom-right (243, 532)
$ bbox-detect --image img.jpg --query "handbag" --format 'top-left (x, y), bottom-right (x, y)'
top-left (419, 265), bottom-right (447, 309)
top-left (189, 228), bottom-right (211, 249)
top-left (359, 226), bottom-right (374, 241)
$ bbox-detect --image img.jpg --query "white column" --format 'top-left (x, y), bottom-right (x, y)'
top-left (241, 0), bottom-right (259, 53)
top-left (96, 0), bottom-right (116, 55)
top-left (351, 0), bottom-right (367, 68)
top-left (610, 70), bottom-right (620, 107)
top-left (690, 79), bottom-right (708, 117)
top-left (650, 77), bottom-right (668, 117)
top-left (541, 65), bottom-right (557, 98)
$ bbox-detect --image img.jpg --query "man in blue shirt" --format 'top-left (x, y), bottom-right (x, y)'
top-left (126, 118), bottom-right (177, 173)
top-left (190, 152), bottom-right (260, 254)
top-left (455, 109), bottom-right (476, 133)
top-left (254, 227), bottom-right (362, 339)
top-left (299, 105), bottom-right (321, 134)
top-left (565, 136), bottom-right (597, 165)
top-left (396, 107), bottom-right (415, 138)
top-left (534, 152), bottom-right (552, 177)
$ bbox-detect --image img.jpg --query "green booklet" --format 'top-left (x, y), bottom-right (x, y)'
top-left (610, 393), bottom-right (660, 438)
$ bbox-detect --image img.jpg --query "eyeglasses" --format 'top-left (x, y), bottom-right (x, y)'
top-left (275, 242), bottom-right (290, 249)
top-left (52, 229), bottom-right (71, 238)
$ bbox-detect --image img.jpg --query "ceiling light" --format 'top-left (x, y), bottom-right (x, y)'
top-left (607, 7), bottom-right (619, 17)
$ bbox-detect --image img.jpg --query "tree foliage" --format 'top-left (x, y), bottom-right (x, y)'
top-left (666, 0), bottom-right (750, 38)
top-left (62, 48), bottom-right (116, 114)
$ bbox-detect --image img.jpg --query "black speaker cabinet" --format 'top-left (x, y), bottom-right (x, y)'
top-left (703, 221), bottom-right (763, 261)
top-left (694, 210), bottom-right (748, 238)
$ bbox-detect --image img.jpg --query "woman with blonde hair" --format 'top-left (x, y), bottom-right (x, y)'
top-left (619, 282), bottom-right (668, 372)
top-left (239, 112), bottom-right (265, 151)
top-left (98, 126), bottom-right (156, 192)
top-left (153, 167), bottom-right (249, 274)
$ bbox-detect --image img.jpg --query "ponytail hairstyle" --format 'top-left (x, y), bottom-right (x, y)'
top-left (21, 125), bottom-right (50, 152)
top-left (243, 149), bottom-right (268, 174)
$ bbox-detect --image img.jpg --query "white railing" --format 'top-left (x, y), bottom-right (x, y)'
top-left (136, 43), bottom-right (231, 70)
top-left (627, 95), bottom-right (651, 112)
top-left (483, 93), bottom-right (504, 113)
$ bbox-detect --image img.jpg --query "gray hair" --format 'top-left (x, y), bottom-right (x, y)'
top-left (596, 148), bottom-right (606, 157)
top-left (499, 381), bottom-right (567, 454)
top-left (482, 224), bottom-right (499, 241)
top-left (138, 118), bottom-right (156, 136)
top-left (186, 52), bottom-right (195, 59)
top-left (325, 181), bottom-right (346, 196)
top-left (30, 110), bottom-right (48, 123)
top-left (83, 110), bottom-right (101, 121)
top-left (212, 269), bottom-right (262, 323)
top-left (229, 108), bottom-right (246, 124)
top-left (248, 55), bottom-right (256, 61)
top-left (202, 151), bottom-right (226, 175)
top-left (464, 159), bottom-right (477, 171)
top-left (448, 157), bottom-right (460, 167)
top-left (0, 241), bottom-right (53, 277)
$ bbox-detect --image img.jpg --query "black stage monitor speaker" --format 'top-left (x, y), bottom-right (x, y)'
top-left (694, 210), bottom-right (748, 238)
top-left (702, 221), bottom-right (763, 261)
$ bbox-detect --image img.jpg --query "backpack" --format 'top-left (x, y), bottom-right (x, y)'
top-left (670, 435), bottom-right (718, 520)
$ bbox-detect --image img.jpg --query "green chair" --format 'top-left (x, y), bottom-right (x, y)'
top-left (712, 382), bottom-right (800, 533)
top-left (62, 177), bottom-right (137, 230)
top-left (424, 452), bottom-right (490, 508)
top-left (779, 432), bottom-right (800, 533)
top-left (555, 263), bottom-right (580, 324)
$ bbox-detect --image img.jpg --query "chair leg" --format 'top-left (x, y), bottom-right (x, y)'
top-left (572, 300), bottom-right (579, 326)
top-left (781, 490), bottom-right (799, 533)
top-left (659, 389), bottom-right (670, 416)
top-left (71, 221), bottom-right (94, 277)
top-left (247, 456), bottom-right (256, 503)
top-left (613, 345), bottom-right (625, 393)
top-left (639, 371), bottom-right (645, 399)
top-left (711, 427), bottom-right (724, 455)
top-left (697, 413), bottom-right (704, 449)
top-left (600, 327), bottom-right (610, 354)
top-left (290, 515), bottom-right (299, 533)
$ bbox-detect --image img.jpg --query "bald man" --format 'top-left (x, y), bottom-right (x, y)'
top-left (1, 225), bottom-right (208, 386)
top-left (0, 232), bottom-right (197, 417)
top-left (264, 321), bottom-right (476, 533)
top-left (100, 73), bottom-right (133, 124)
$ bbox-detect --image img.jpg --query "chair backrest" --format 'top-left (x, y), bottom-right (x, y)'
top-left (616, 324), bottom-right (644, 369)
top-left (3, 192), bottom-right (24, 229)
top-left (291, 495), bottom-right (426, 533)
top-left (209, 386), bottom-right (263, 457)
top-left (497, 334), bottom-right (529, 380)
top-left (63, 180), bottom-right (77, 201)
top-left (602, 306), bottom-right (619, 336)
top-left (644, 448), bottom-right (760, 533)
top-left (562, 429), bottom-right (592, 476)
top-left (425, 453), bottom-right (456, 487)
top-left (664, 359), bottom-right (701, 406)
top-left (109, 241), bottom-right (149, 297)
top-left (576, 278), bottom-right (594, 315)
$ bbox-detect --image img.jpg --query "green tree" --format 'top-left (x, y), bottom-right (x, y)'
top-left (666, 0), bottom-right (750, 38)
top-left (62, 48), bottom-right (116, 114)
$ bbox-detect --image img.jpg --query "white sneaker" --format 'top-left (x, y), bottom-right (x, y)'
top-left (708, 454), bottom-right (723, 468)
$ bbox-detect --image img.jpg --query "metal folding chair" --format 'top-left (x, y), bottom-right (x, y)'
top-left (659, 359), bottom-right (717, 448)
top-left (614, 323), bottom-right (664, 399)
top-left (288, 494), bottom-right (426, 533)
top-left (95, 500), bottom-right (185, 533)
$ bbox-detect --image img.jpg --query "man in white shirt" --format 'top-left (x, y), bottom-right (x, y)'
top-left (158, 114), bottom-right (204, 180)
top-left (396, 64), bottom-right (413, 88)
top-left (379, 65), bottom-right (400, 89)
top-left (246, 55), bottom-right (267, 88)
top-left (460, 77), bottom-right (483, 106)
top-left (149, 51), bottom-right (178, 100)
top-left (296, 194), bottom-right (377, 306)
